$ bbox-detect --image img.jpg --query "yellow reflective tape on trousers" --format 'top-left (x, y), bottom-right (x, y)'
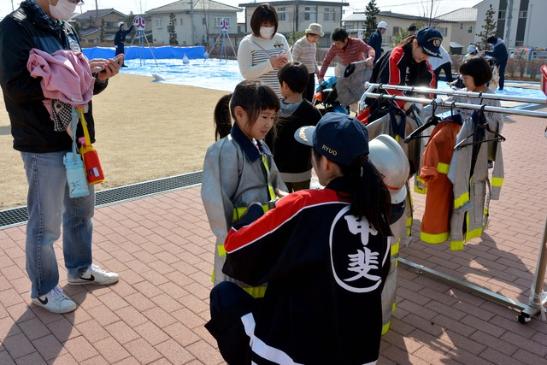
top-left (391, 240), bottom-right (400, 257)
top-left (414, 176), bottom-right (427, 194)
top-left (450, 240), bottom-right (464, 251)
top-left (381, 321), bottom-right (391, 335)
top-left (465, 213), bottom-right (483, 241)
top-left (454, 192), bottom-right (470, 209)
top-left (217, 244), bottom-right (226, 257)
top-left (492, 177), bottom-right (504, 188)
top-left (436, 162), bottom-right (449, 174)
top-left (420, 231), bottom-right (449, 244)
top-left (261, 155), bottom-right (276, 201)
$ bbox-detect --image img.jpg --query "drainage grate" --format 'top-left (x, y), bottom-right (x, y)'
top-left (0, 171), bottom-right (203, 228)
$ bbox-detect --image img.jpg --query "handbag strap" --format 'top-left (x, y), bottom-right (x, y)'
top-left (77, 107), bottom-right (92, 146)
top-left (70, 108), bottom-right (79, 154)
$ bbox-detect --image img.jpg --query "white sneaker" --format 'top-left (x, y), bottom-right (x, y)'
top-left (32, 286), bottom-right (77, 314)
top-left (67, 264), bottom-right (119, 286)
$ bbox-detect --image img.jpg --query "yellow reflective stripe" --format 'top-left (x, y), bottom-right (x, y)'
top-left (261, 155), bottom-right (276, 201)
top-left (242, 285), bottom-right (267, 298)
top-left (232, 203), bottom-right (272, 222)
top-left (420, 231), bottom-right (449, 244)
top-left (381, 321), bottom-right (391, 335)
top-left (211, 270), bottom-right (215, 283)
top-left (391, 241), bottom-right (400, 257)
top-left (436, 162), bottom-right (449, 174)
top-left (217, 244), bottom-right (226, 257)
top-left (392, 302), bottom-right (397, 313)
top-left (466, 227), bottom-right (483, 240)
top-left (414, 176), bottom-right (427, 194)
top-left (405, 217), bottom-right (413, 227)
top-left (454, 192), bottom-right (470, 209)
top-left (492, 177), bottom-right (504, 187)
top-left (450, 240), bottom-right (464, 251)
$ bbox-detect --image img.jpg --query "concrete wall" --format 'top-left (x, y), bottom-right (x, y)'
top-left (475, 0), bottom-right (547, 49)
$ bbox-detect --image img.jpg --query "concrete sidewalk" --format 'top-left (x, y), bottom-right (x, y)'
top-left (0, 113), bottom-right (546, 364)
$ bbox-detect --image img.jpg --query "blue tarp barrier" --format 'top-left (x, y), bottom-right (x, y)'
top-left (82, 46), bottom-right (206, 60)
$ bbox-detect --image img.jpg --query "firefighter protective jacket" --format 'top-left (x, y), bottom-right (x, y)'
top-left (201, 124), bottom-right (286, 288)
top-left (448, 95), bottom-right (504, 250)
top-left (419, 118), bottom-right (462, 247)
top-left (223, 177), bottom-right (390, 365)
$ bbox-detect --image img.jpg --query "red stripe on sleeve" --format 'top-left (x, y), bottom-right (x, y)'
top-left (224, 189), bottom-right (345, 253)
top-left (387, 47), bottom-right (406, 108)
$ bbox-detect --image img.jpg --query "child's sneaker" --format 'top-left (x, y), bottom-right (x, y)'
top-left (67, 264), bottom-right (119, 286)
top-left (32, 286), bottom-right (77, 314)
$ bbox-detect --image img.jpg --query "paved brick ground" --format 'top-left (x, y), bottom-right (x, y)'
top-left (0, 113), bottom-right (546, 364)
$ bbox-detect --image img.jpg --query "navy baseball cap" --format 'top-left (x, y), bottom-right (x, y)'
top-left (416, 27), bottom-right (443, 58)
top-left (294, 112), bottom-right (369, 166)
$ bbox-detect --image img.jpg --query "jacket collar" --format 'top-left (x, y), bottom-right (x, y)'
top-left (22, 0), bottom-right (64, 32)
top-left (230, 123), bottom-right (270, 162)
top-left (326, 176), bottom-right (352, 193)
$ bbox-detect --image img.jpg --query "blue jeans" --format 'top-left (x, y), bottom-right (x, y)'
top-left (21, 152), bottom-right (95, 298)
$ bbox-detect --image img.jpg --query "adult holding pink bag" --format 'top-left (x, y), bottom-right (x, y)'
top-left (0, 0), bottom-right (121, 314)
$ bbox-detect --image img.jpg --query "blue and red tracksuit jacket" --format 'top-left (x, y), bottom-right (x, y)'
top-left (223, 177), bottom-right (390, 365)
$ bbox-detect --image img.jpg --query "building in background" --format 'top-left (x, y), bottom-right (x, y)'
top-left (146, 0), bottom-right (240, 46)
top-left (475, 0), bottom-right (547, 49)
top-left (436, 8), bottom-right (477, 53)
top-left (343, 11), bottom-right (459, 50)
top-left (71, 8), bottom-right (128, 46)
top-left (238, 0), bottom-right (349, 47)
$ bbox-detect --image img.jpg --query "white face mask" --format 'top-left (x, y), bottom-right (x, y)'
top-left (259, 26), bottom-right (275, 39)
top-left (49, 0), bottom-right (77, 20)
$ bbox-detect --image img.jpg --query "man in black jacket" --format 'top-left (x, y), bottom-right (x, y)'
top-left (0, 0), bottom-right (121, 314)
top-left (486, 36), bottom-right (509, 90)
top-left (114, 21), bottom-right (134, 67)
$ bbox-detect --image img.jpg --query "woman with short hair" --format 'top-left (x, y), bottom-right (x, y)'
top-left (237, 4), bottom-right (292, 98)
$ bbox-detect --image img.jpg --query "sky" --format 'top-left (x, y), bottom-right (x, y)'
top-left (0, 0), bottom-right (484, 19)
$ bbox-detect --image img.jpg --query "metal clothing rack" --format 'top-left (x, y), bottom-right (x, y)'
top-left (362, 83), bottom-right (547, 323)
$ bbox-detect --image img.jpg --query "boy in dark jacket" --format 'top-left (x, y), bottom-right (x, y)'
top-left (268, 62), bottom-right (322, 191)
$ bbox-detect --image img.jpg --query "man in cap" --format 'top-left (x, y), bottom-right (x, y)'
top-left (486, 36), bottom-right (508, 90)
top-left (368, 20), bottom-right (388, 63)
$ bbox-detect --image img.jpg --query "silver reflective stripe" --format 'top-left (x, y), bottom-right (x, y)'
top-left (241, 313), bottom-right (304, 365)
top-left (241, 312), bottom-right (378, 365)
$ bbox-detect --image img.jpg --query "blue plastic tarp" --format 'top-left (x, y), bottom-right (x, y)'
top-left (82, 46), bottom-right (206, 60)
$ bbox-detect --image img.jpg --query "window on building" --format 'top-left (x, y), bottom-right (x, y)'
top-left (515, 0), bottom-right (529, 46)
top-left (305, 7), bottom-right (317, 21)
top-left (497, 0), bottom-right (507, 37)
top-left (392, 26), bottom-right (401, 36)
top-left (460, 23), bottom-right (463, 30)
top-left (277, 7), bottom-right (286, 21)
top-left (323, 7), bottom-right (335, 22)
top-left (468, 25), bottom-right (473, 33)
top-left (180, 18), bottom-right (183, 26)
top-left (155, 18), bottom-right (162, 27)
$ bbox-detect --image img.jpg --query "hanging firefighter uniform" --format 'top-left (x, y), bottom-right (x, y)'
top-left (419, 116), bottom-right (462, 249)
top-left (448, 107), bottom-right (504, 250)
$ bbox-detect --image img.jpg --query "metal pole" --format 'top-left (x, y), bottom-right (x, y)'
top-left (527, 219), bottom-right (547, 321)
top-left (363, 82), bottom-right (547, 105)
top-left (11, 0), bottom-right (14, 11)
top-left (361, 91), bottom-right (547, 118)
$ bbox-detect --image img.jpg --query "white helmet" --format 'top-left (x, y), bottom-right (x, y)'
top-left (368, 134), bottom-right (410, 204)
top-left (377, 21), bottom-right (388, 29)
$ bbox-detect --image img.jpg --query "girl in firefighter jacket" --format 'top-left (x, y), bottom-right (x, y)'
top-left (201, 81), bottom-right (287, 297)
top-left (205, 112), bottom-right (392, 365)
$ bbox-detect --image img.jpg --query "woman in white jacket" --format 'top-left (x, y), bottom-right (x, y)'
top-left (237, 4), bottom-right (292, 98)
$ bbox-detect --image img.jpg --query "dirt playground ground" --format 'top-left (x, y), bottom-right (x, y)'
top-left (0, 74), bottom-right (227, 209)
